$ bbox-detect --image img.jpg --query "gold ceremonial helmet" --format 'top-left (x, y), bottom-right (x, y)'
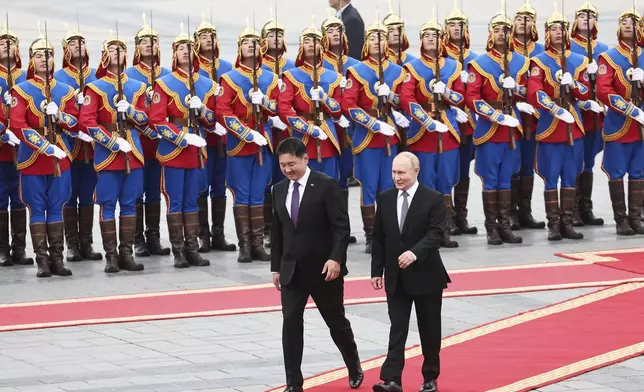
top-left (1, 21), bottom-right (19, 46)
top-left (173, 22), bottom-right (193, 48)
top-left (545, 1), bottom-right (570, 30)
top-left (361, 13), bottom-right (389, 60)
top-left (420, 17), bottom-right (443, 38)
top-left (619, 7), bottom-right (641, 22)
top-left (489, 14), bottom-right (513, 32)
top-left (29, 25), bottom-right (54, 59)
top-left (235, 18), bottom-right (261, 67)
top-left (299, 25), bottom-right (322, 44)
top-left (135, 12), bottom-right (158, 44)
top-left (515, 0), bottom-right (537, 18)
top-left (321, 9), bottom-right (348, 54)
top-left (195, 14), bottom-right (216, 36)
top-left (382, 0), bottom-right (405, 28)
top-left (321, 10), bottom-right (343, 35)
top-left (444, 0), bottom-right (468, 25)
top-left (262, 7), bottom-right (285, 38)
top-left (618, 7), bottom-right (642, 44)
top-left (576, 0), bottom-right (598, 18)
top-left (101, 29), bottom-right (127, 52)
top-left (61, 23), bottom-right (84, 49)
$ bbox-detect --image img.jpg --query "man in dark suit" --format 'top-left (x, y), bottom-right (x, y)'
top-left (371, 152), bottom-right (451, 392)
top-left (271, 138), bottom-right (363, 392)
top-left (329, 0), bottom-right (365, 69)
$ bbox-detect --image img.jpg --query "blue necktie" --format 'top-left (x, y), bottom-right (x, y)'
top-left (291, 182), bottom-right (300, 225)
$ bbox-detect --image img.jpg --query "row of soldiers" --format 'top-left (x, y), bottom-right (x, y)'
top-left (0, 1), bottom-right (643, 278)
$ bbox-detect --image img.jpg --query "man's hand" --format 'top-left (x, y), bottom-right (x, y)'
top-left (371, 277), bottom-right (383, 290)
top-left (398, 250), bottom-right (416, 269)
top-left (322, 260), bottom-right (341, 281)
top-left (272, 272), bottom-right (281, 291)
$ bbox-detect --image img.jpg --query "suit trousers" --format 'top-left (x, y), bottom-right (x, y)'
top-left (380, 286), bottom-right (443, 386)
top-left (280, 275), bottom-right (359, 387)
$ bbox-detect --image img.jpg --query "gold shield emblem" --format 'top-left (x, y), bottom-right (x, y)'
top-left (152, 92), bottom-right (161, 104)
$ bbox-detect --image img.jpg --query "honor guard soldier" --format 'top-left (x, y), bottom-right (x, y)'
top-left (466, 12), bottom-right (532, 246)
top-left (443, 2), bottom-right (479, 236)
top-left (343, 16), bottom-right (408, 253)
top-left (0, 25), bottom-right (32, 267)
top-left (80, 31), bottom-right (149, 273)
top-left (150, 24), bottom-right (215, 268)
top-left (383, 2), bottom-right (416, 65)
top-left (193, 17), bottom-right (236, 254)
top-left (11, 33), bottom-right (79, 277)
top-left (216, 22), bottom-right (278, 263)
top-left (54, 25), bottom-right (102, 263)
top-left (596, 8), bottom-right (644, 235)
top-left (510, 0), bottom-right (546, 230)
top-left (126, 14), bottom-right (171, 258)
top-left (570, 1), bottom-right (608, 227)
top-left (527, 5), bottom-right (596, 242)
top-left (321, 13), bottom-right (359, 244)
top-left (399, 15), bottom-right (463, 248)
top-left (261, 13), bottom-right (293, 249)
top-left (278, 24), bottom-right (343, 178)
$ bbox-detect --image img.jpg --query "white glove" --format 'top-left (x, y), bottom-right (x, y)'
top-left (340, 77), bottom-right (347, 89)
top-left (45, 101), bottom-right (59, 118)
top-left (503, 76), bottom-right (516, 90)
top-left (377, 83), bottom-right (391, 98)
top-left (115, 137), bottom-right (132, 153)
top-left (249, 130), bottom-right (268, 146)
top-left (460, 70), bottom-right (468, 84)
top-left (587, 60), bottom-right (598, 75)
top-left (188, 96), bottom-right (203, 111)
top-left (184, 133), bottom-right (207, 148)
top-left (553, 107), bottom-right (575, 124)
top-left (269, 116), bottom-right (287, 130)
top-left (451, 106), bottom-right (469, 124)
top-left (431, 120), bottom-right (449, 133)
top-left (585, 100), bottom-right (603, 114)
top-left (277, 79), bottom-right (283, 91)
top-left (78, 132), bottom-right (94, 143)
top-left (312, 126), bottom-right (328, 140)
top-left (310, 86), bottom-right (325, 101)
top-left (516, 102), bottom-right (536, 115)
top-left (4, 130), bottom-right (19, 146)
top-left (560, 72), bottom-right (573, 86)
top-left (335, 115), bottom-right (350, 128)
top-left (498, 115), bottom-right (520, 128)
top-left (116, 99), bottom-right (130, 113)
top-left (2, 91), bottom-right (10, 106)
top-left (392, 110), bottom-right (410, 128)
top-left (214, 122), bottom-right (227, 136)
top-left (51, 145), bottom-right (67, 159)
top-left (629, 67), bottom-right (644, 82)
top-left (214, 84), bottom-right (223, 97)
top-left (76, 92), bottom-right (84, 106)
top-left (251, 90), bottom-right (266, 105)
top-left (376, 120), bottom-right (396, 136)
top-left (433, 80), bottom-right (446, 95)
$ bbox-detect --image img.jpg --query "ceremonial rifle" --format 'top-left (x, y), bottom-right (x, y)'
top-left (43, 22), bottom-right (61, 177)
top-left (208, 9), bottom-right (224, 157)
top-left (337, 21), bottom-right (349, 150)
top-left (376, 18), bottom-right (392, 156)
top-left (433, 24), bottom-right (443, 154)
top-left (115, 21), bottom-right (131, 174)
top-left (4, 12), bottom-right (16, 164)
top-left (458, 1), bottom-right (467, 146)
top-left (272, 1), bottom-right (282, 148)
top-left (397, 0), bottom-right (408, 151)
top-left (629, 5), bottom-right (644, 142)
top-left (585, 9), bottom-right (600, 136)
top-left (149, 11), bottom-right (157, 100)
top-left (312, 17), bottom-right (323, 163)
top-left (187, 16), bottom-right (205, 169)
top-left (522, 2), bottom-right (533, 140)
top-left (559, 8), bottom-right (573, 147)
top-left (251, 37), bottom-right (264, 166)
top-left (502, 3), bottom-right (516, 150)
top-left (77, 15), bottom-right (90, 164)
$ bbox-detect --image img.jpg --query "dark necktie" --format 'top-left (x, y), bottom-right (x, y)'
top-left (291, 182), bottom-right (300, 225)
top-left (400, 191), bottom-right (409, 232)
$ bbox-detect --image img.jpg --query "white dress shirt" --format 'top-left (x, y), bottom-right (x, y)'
top-left (336, 2), bottom-right (351, 17)
top-left (286, 166), bottom-right (311, 218)
top-left (397, 181), bottom-right (419, 261)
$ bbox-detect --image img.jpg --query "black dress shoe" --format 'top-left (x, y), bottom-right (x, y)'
top-left (419, 379), bottom-right (438, 392)
top-left (283, 387), bottom-right (303, 392)
top-left (373, 381), bottom-right (403, 392)
top-left (349, 369), bottom-right (364, 389)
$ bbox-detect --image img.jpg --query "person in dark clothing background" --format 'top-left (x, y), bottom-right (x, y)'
top-left (328, 0), bottom-right (365, 60)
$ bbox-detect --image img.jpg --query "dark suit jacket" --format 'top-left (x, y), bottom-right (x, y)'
top-left (371, 184), bottom-right (451, 296)
top-left (271, 169), bottom-right (350, 286)
top-left (339, 3), bottom-right (365, 61)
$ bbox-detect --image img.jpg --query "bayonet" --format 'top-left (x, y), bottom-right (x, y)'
top-left (376, 8), bottom-right (392, 156)
top-left (4, 12), bottom-right (16, 164)
top-left (251, 13), bottom-right (264, 166)
top-left (76, 13), bottom-right (90, 163)
top-left (312, 13), bottom-right (322, 163)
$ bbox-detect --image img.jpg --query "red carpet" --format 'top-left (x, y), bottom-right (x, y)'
top-left (1, 248), bottom-right (643, 332)
top-left (557, 248), bottom-right (644, 274)
top-left (279, 282), bottom-right (644, 392)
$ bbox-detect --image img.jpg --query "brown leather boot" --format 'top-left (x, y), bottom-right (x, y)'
top-left (197, 197), bottom-right (211, 253)
top-left (509, 176), bottom-right (521, 230)
top-left (100, 220), bottom-right (120, 273)
top-left (608, 180), bottom-right (634, 235)
top-left (482, 191), bottom-right (502, 245)
top-left (145, 202), bottom-right (170, 255)
top-left (78, 206), bottom-right (102, 260)
top-left (361, 205), bottom-right (376, 254)
top-left (184, 212), bottom-right (210, 266)
top-left (0, 211), bottom-right (12, 266)
top-left (10, 209), bottom-right (33, 265)
top-left (210, 197), bottom-right (236, 251)
top-left (517, 176), bottom-right (545, 229)
top-left (560, 188), bottom-right (584, 239)
top-left (48, 222), bottom-right (72, 276)
top-left (233, 205), bottom-right (252, 263)
top-left (441, 195), bottom-right (459, 248)
top-left (167, 213), bottom-right (189, 268)
top-left (30, 222), bottom-right (51, 277)
top-left (263, 191), bottom-right (272, 248)
top-left (134, 203), bottom-right (150, 257)
top-left (628, 179), bottom-right (644, 234)
top-left (498, 190), bottom-right (523, 244)
top-left (342, 189), bottom-right (358, 243)
top-left (63, 207), bottom-right (82, 262)
top-left (572, 176), bottom-right (585, 227)
top-left (118, 216), bottom-right (144, 271)
top-left (544, 189), bottom-right (562, 241)
top-left (579, 172), bottom-right (603, 226)
top-left (453, 179), bottom-right (477, 234)
top-left (249, 205), bottom-right (271, 261)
